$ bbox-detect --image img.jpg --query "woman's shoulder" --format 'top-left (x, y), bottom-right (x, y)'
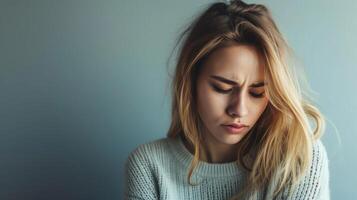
top-left (311, 139), bottom-right (329, 171)
top-left (285, 138), bottom-right (330, 199)
top-left (129, 137), bottom-right (174, 155)
top-left (124, 137), bottom-right (176, 199)
top-left (125, 137), bottom-right (178, 166)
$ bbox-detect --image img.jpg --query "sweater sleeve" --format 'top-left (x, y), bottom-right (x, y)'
top-left (286, 139), bottom-right (330, 200)
top-left (124, 145), bottom-right (159, 200)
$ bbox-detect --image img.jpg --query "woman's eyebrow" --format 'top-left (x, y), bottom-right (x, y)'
top-left (209, 75), bottom-right (266, 88)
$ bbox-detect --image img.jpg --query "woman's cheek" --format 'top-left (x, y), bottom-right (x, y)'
top-left (207, 94), bottom-right (228, 115)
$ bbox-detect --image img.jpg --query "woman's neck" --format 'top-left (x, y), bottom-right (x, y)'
top-left (182, 136), bottom-right (239, 163)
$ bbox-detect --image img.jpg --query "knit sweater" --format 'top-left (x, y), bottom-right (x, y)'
top-left (124, 136), bottom-right (330, 200)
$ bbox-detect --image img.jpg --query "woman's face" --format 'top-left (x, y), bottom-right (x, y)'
top-left (196, 44), bottom-right (269, 146)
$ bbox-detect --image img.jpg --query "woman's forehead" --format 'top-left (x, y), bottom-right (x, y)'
top-left (201, 45), bottom-right (265, 82)
top-left (203, 45), bottom-right (265, 74)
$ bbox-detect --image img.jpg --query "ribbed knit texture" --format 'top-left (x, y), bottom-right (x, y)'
top-left (124, 136), bottom-right (330, 200)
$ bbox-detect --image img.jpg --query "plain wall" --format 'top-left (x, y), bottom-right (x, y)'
top-left (1, 0), bottom-right (356, 199)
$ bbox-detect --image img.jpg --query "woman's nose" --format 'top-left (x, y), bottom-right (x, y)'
top-left (227, 95), bottom-right (248, 118)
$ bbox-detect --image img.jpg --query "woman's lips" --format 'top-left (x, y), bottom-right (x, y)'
top-left (225, 123), bottom-right (249, 128)
top-left (221, 124), bottom-right (247, 134)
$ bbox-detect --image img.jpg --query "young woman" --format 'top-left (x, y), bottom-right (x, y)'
top-left (124, 0), bottom-right (329, 199)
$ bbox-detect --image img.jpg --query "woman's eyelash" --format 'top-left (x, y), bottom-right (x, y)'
top-left (250, 92), bottom-right (265, 98)
top-left (210, 84), bottom-right (265, 98)
top-left (211, 85), bottom-right (232, 93)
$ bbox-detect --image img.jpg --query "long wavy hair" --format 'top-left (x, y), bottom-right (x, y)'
top-left (166, 0), bottom-right (325, 199)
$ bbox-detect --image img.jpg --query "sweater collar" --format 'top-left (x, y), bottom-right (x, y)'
top-left (169, 136), bottom-right (249, 178)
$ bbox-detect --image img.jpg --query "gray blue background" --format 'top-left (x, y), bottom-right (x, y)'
top-left (1, 0), bottom-right (356, 199)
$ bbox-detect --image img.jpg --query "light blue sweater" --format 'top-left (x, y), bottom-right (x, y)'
top-left (124, 136), bottom-right (330, 200)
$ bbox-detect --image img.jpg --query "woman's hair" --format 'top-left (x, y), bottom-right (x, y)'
top-left (166, 0), bottom-right (325, 199)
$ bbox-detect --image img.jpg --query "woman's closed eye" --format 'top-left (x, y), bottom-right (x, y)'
top-left (210, 83), bottom-right (265, 98)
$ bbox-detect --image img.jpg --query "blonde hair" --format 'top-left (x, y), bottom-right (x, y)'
top-left (166, 0), bottom-right (325, 199)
